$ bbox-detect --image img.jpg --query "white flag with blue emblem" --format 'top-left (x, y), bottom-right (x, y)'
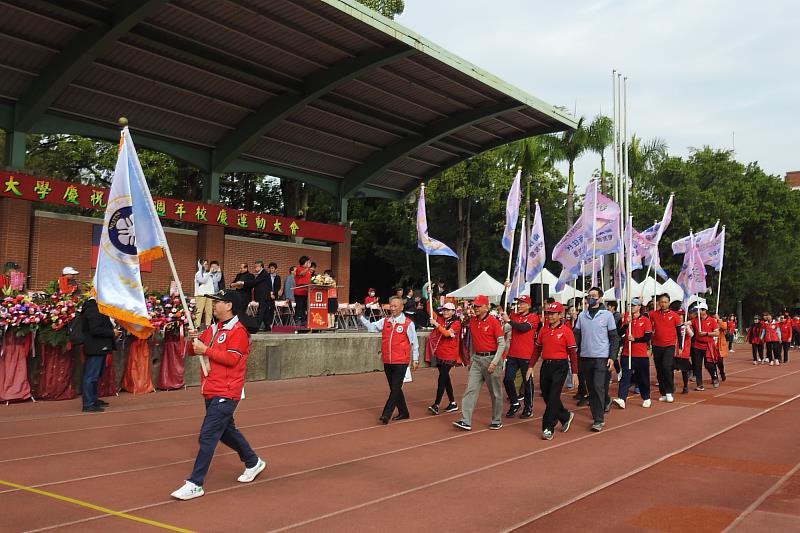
top-left (93, 127), bottom-right (166, 338)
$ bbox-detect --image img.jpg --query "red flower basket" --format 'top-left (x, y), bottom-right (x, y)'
top-left (0, 331), bottom-right (32, 402)
top-left (36, 342), bottom-right (77, 401)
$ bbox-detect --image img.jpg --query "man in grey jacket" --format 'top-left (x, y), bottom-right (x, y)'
top-left (574, 287), bottom-right (620, 432)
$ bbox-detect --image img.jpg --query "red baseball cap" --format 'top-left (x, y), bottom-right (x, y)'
top-left (545, 302), bottom-right (564, 314)
top-left (515, 295), bottom-right (532, 305)
top-left (473, 294), bottom-right (489, 306)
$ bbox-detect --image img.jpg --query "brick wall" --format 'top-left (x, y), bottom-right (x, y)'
top-left (785, 171), bottom-right (800, 190)
top-left (0, 197), bottom-right (32, 274)
top-left (3, 207), bottom-right (350, 299)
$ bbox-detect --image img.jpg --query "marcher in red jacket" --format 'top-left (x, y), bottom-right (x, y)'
top-left (746, 317), bottom-right (764, 364)
top-left (171, 290), bottom-right (265, 501)
top-left (778, 315), bottom-right (792, 364)
top-left (427, 302), bottom-right (461, 415)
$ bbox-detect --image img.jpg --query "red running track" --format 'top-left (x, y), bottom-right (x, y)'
top-left (1, 352), bottom-right (799, 532)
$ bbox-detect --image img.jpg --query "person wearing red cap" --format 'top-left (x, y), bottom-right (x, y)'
top-left (499, 294), bottom-right (539, 418)
top-left (526, 301), bottom-right (577, 440)
top-left (427, 302), bottom-right (461, 415)
top-left (453, 294), bottom-right (506, 431)
top-left (364, 288), bottom-right (379, 306)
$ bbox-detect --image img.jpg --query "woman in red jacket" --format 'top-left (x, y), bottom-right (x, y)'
top-left (428, 302), bottom-right (461, 415)
top-left (293, 256), bottom-right (312, 326)
top-left (746, 316), bottom-right (764, 364)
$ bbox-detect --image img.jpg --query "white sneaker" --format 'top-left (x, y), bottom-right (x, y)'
top-left (753, 361), bottom-right (758, 365)
top-left (237, 458), bottom-right (266, 483)
top-left (612, 398), bottom-right (626, 409)
top-left (770, 360), bottom-right (775, 366)
top-left (666, 394), bottom-right (674, 403)
top-left (658, 395), bottom-right (668, 402)
top-left (171, 481), bottom-right (204, 501)
top-left (776, 360), bottom-right (781, 366)
top-left (642, 399), bottom-right (652, 408)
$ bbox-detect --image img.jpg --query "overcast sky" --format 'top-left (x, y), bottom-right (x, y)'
top-left (397, 0), bottom-right (799, 189)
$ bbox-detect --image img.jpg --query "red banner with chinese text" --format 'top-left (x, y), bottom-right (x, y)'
top-left (1, 171), bottom-right (345, 243)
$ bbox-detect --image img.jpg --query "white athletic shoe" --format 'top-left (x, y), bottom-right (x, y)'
top-left (658, 395), bottom-right (668, 402)
top-left (776, 360), bottom-right (781, 366)
top-left (237, 458), bottom-right (266, 483)
top-left (666, 394), bottom-right (674, 403)
top-left (171, 481), bottom-right (204, 501)
top-left (642, 399), bottom-right (652, 408)
top-left (753, 361), bottom-right (758, 365)
top-left (770, 360), bottom-right (775, 366)
top-left (612, 398), bottom-right (626, 409)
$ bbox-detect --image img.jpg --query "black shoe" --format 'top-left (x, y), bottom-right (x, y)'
top-left (506, 403), bottom-right (521, 418)
top-left (720, 372), bottom-right (726, 382)
top-left (604, 401), bottom-right (612, 413)
top-left (95, 399), bottom-right (109, 407)
top-left (379, 416), bottom-right (389, 424)
top-left (391, 413), bottom-right (410, 421)
top-left (82, 405), bottom-right (105, 413)
top-left (453, 420), bottom-right (471, 431)
top-left (681, 387), bottom-right (689, 394)
top-left (427, 404), bottom-right (439, 415)
top-left (577, 398), bottom-right (589, 407)
top-left (489, 422), bottom-right (503, 430)
top-left (519, 408), bottom-right (533, 419)
top-left (443, 402), bottom-right (459, 413)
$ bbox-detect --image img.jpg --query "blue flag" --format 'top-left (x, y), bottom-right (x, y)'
top-left (501, 170), bottom-right (522, 252)
top-left (416, 186), bottom-right (458, 258)
top-left (525, 202), bottom-right (546, 283)
top-left (94, 127), bottom-right (167, 338)
top-left (508, 219), bottom-right (527, 301)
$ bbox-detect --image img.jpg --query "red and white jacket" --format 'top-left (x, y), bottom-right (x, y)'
top-left (198, 316), bottom-right (250, 400)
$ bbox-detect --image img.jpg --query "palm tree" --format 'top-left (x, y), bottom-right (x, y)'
top-left (544, 117), bottom-right (588, 226)
top-left (587, 115), bottom-right (613, 193)
top-left (627, 135), bottom-right (668, 179)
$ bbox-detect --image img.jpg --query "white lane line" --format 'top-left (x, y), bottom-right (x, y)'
top-left (721, 458), bottom-right (800, 532)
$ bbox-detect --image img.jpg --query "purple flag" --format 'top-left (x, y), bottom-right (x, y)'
top-left (677, 233), bottom-right (707, 304)
top-left (509, 221), bottom-right (527, 300)
top-left (698, 227), bottom-right (725, 272)
top-left (581, 180), bottom-right (621, 240)
top-left (525, 202), bottom-right (546, 283)
top-left (416, 187), bottom-right (458, 258)
top-left (502, 170), bottom-right (522, 252)
top-left (552, 217), bottom-right (587, 291)
top-left (672, 221), bottom-right (718, 255)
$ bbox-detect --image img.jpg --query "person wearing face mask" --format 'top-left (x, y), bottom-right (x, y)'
top-left (747, 316), bottom-right (764, 364)
top-left (573, 287), bottom-right (620, 432)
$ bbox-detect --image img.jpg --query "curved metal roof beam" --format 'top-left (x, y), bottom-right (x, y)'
top-left (212, 42), bottom-right (415, 173)
top-left (14, 0), bottom-right (167, 131)
top-left (340, 100), bottom-right (525, 198)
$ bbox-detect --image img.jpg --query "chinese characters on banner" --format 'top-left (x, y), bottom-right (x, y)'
top-left (1, 171), bottom-right (345, 243)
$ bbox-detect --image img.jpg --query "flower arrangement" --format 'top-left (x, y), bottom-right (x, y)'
top-left (0, 295), bottom-right (45, 336)
top-left (147, 294), bottom-right (194, 334)
top-left (310, 273), bottom-right (336, 287)
top-left (34, 291), bottom-right (84, 347)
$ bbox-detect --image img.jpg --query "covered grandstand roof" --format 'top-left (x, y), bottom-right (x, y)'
top-left (0, 0), bottom-right (576, 199)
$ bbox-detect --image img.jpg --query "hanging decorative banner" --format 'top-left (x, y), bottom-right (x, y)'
top-left (0, 171), bottom-right (346, 243)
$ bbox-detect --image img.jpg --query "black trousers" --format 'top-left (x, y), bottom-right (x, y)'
top-left (751, 343), bottom-right (764, 361)
top-left (652, 345), bottom-right (675, 396)
top-left (782, 341), bottom-right (790, 363)
top-left (295, 294), bottom-right (308, 325)
top-left (540, 359), bottom-right (570, 432)
top-left (382, 363), bottom-right (409, 419)
top-left (579, 357), bottom-right (610, 424)
top-left (691, 347), bottom-right (717, 387)
top-left (189, 397), bottom-right (258, 487)
top-left (434, 363), bottom-right (455, 405)
top-left (766, 341), bottom-right (780, 362)
top-left (504, 356), bottom-right (532, 409)
top-left (618, 356), bottom-right (650, 400)
top-left (793, 330), bottom-right (800, 347)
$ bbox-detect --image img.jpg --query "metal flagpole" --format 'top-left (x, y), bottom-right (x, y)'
top-left (503, 221), bottom-right (517, 311)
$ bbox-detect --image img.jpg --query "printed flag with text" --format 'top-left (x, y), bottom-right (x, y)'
top-left (501, 170), bottom-right (522, 252)
top-left (416, 186), bottom-right (458, 258)
top-left (525, 202), bottom-right (546, 283)
top-left (508, 221), bottom-right (527, 301)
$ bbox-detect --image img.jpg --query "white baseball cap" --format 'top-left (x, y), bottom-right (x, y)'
top-left (62, 266), bottom-right (79, 275)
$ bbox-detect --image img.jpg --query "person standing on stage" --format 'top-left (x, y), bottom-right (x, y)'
top-left (761, 311), bottom-right (781, 365)
top-left (526, 302), bottom-right (577, 440)
top-left (650, 294), bottom-right (682, 403)
top-left (499, 294), bottom-right (539, 419)
top-left (232, 261), bottom-right (269, 333)
top-left (427, 302), bottom-right (461, 415)
top-left (355, 297), bottom-right (419, 423)
top-left (778, 314), bottom-right (792, 364)
top-left (574, 287), bottom-right (619, 432)
top-left (194, 260), bottom-right (215, 327)
top-left (453, 294), bottom-right (506, 431)
top-left (612, 298), bottom-right (653, 409)
top-left (689, 302), bottom-right (720, 390)
top-left (171, 290), bottom-right (265, 501)
top-left (293, 257), bottom-right (312, 326)
top-left (747, 316), bottom-right (765, 364)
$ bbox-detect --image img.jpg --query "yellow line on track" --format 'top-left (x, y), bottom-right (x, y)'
top-left (0, 479), bottom-right (195, 533)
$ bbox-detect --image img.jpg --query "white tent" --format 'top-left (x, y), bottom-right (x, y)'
top-left (602, 278), bottom-right (663, 304)
top-left (660, 278), bottom-right (685, 303)
top-left (553, 285), bottom-right (585, 305)
top-left (447, 271), bottom-right (505, 303)
top-left (520, 268), bottom-right (559, 297)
